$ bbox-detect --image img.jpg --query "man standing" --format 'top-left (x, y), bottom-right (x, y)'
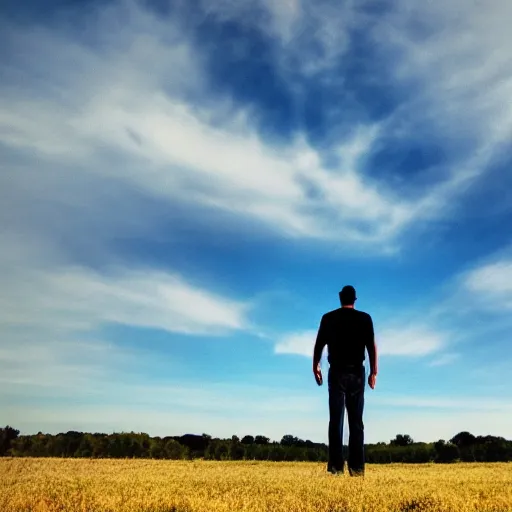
top-left (312, 285), bottom-right (378, 476)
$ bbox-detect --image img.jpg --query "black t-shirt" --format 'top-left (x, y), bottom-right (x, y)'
top-left (313, 307), bottom-right (375, 367)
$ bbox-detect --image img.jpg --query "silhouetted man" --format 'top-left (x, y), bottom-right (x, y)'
top-left (312, 285), bottom-right (378, 476)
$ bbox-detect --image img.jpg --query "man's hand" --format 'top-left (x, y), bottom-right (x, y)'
top-left (368, 372), bottom-right (377, 390)
top-left (313, 362), bottom-right (323, 386)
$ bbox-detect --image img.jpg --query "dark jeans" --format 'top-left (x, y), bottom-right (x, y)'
top-left (327, 365), bottom-right (365, 474)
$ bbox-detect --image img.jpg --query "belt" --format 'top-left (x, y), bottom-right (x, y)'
top-left (329, 363), bottom-right (363, 371)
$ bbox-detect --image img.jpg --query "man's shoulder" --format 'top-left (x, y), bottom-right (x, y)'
top-left (322, 308), bottom-right (372, 320)
top-left (323, 308), bottom-right (372, 321)
top-left (322, 308), bottom-right (341, 319)
top-left (355, 310), bottom-right (373, 325)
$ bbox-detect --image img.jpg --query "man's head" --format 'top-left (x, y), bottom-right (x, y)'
top-left (339, 285), bottom-right (357, 307)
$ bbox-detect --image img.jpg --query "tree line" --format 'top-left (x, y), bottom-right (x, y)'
top-left (1, 426), bottom-right (511, 463)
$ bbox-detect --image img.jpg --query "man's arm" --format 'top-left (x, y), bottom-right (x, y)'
top-left (366, 315), bottom-right (378, 389)
top-left (312, 315), bottom-right (327, 385)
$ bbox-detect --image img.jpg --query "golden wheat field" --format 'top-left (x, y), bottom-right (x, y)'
top-left (1, 458), bottom-right (512, 512)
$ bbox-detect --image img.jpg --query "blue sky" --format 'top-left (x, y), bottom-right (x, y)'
top-left (1, 0), bottom-right (512, 445)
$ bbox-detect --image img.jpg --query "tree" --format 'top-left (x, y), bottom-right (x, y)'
top-left (179, 434), bottom-right (208, 456)
top-left (229, 437), bottom-right (244, 460)
top-left (281, 435), bottom-right (299, 446)
top-left (0, 426), bottom-right (20, 456)
top-left (390, 434), bottom-right (414, 447)
top-left (450, 431), bottom-right (476, 448)
top-left (164, 439), bottom-right (187, 459)
top-left (61, 431), bottom-right (84, 457)
top-left (434, 440), bottom-right (459, 463)
top-left (149, 438), bottom-right (165, 459)
top-left (268, 443), bottom-right (286, 461)
top-left (1, 427), bottom-right (510, 463)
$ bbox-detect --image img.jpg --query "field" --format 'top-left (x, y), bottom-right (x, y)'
top-left (1, 459), bottom-right (512, 512)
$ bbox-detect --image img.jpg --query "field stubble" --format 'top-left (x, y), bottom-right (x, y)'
top-left (1, 458), bottom-right (511, 512)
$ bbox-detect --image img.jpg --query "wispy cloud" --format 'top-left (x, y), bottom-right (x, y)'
top-left (0, 2), bottom-right (400, 248)
top-left (380, 0), bottom-right (512, 144)
top-left (378, 326), bottom-right (446, 357)
top-left (373, 0), bottom-right (512, 201)
top-left (274, 330), bottom-right (316, 357)
top-left (422, 250), bottom-right (512, 329)
top-left (1, 0), bottom-right (505, 254)
top-left (428, 353), bottom-right (459, 367)
top-left (0, 338), bottom-right (128, 390)
top-left (0, 233), bottom-right (251, 393)
top-left (462, 258), bottom-right (512, 310)
top-left (1, 334), bottom-right (324, 440)
top-left (200, 0), bottom-right (356, 76)
top-left (1, 262), bottom-right (249, 337)
top-left (274, 325), bottom-right (448, 359)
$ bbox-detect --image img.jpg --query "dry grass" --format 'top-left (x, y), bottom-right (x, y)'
top-left (1, 458), bottom-right (512, 512)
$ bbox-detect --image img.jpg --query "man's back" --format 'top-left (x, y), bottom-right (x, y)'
top-left (314, 307), bottom-right (375, 368)
top-left (312, 285), bottom-right (378, 477)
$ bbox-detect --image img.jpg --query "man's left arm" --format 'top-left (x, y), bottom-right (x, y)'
top-left (365, 314), bottom-right (378, 389)
top-left (312, 315), bottom-right (327, 385)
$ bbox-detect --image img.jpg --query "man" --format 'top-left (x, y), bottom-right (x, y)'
top-left (312, 285), bottom-right (378, 476)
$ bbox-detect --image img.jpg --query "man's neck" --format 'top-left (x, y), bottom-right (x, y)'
top-left (342, 305), bottom-right (354, 309)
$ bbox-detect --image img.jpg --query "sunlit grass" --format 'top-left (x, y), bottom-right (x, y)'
top-left (1, 458), bottom-right (511, 511)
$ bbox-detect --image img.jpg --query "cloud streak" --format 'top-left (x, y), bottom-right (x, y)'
top-left (2, 0), bottom-right (508, 255)
top-left (274, 330), bottom-right (316, 357)
top-left (0, 233), bottom-right (251, 395)
top-left (462, 258), bottom-right (512, 310)
top-left (274, 325), bottom-right (448, 359)
top-left (1, 262), bottom-right (249, 337)
top-left (377, 326), bottom-right (446, 357)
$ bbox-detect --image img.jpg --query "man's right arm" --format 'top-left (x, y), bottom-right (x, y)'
top-left (312, 315), bottom-right (327, 385)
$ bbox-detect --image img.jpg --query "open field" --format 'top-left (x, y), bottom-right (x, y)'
top-left (1, 458), bottom-right (512, 512)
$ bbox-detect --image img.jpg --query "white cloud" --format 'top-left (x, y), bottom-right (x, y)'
top-left (201, 0), bottom-right (356, 76)
top-left (0, 232), bottom-right (251, 394)
top-left (1, 263), bottom-right (249, 337)
top-left (223, 0), bottom-right (512, 230)
top-left (378, 326), bottom-right (446, 357)
top-left (262, 0), bottom-right (356, 76)
top-left (0, 337), bottom-right (128, 390)
top-left (428, 353), bottom-right (459, 367)
top-left (275, 325), bottom-right (447, 359)
top-left (375, 0), bottom-right (512, 187)
top-left (1, 0), bottom-right (504, 254)
top-left (0, 77), bottom-right (409, 246)
top-left (274, 330), bottom-right (316, 357)
top-left (260, 0), bottom-right (302, 45)
top-left (384, 0), bottom-right (512, 133)
top-left (254, 0), bottom-right (512, 168)
top-left (462, 259), bottom-right (512, 310)
top-left (420, 253), bottom-right (512, 336)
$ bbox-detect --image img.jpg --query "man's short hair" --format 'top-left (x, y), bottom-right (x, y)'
top-left (339, 285), bottom-right (357, 305)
